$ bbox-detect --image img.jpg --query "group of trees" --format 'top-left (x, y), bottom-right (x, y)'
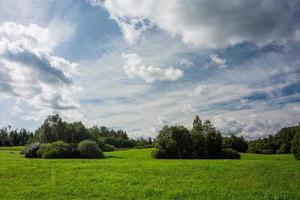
top-left (223, 135), bottom-right (248, 153)
top-left (152, 116), bottom-right (241, 159)
top-left (89, 126), bottom-right (153, 149)
top-left (22, 114), bottom-right (154, 159)
top-left (248, 125), bottom-right (300, 160)
top-left (30, 114), bottom-right (153, 150)
top-left (0, 126), bottom-right (33, 146)
top-left (248, 125), bottom-right (300, 154)
top-left (2, 113), bottom-right (300, 160)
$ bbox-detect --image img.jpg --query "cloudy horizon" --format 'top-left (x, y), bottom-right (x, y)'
top-left (0, 0), bottom-right (299, 139)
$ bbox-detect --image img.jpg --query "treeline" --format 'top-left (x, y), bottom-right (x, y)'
top-left (0, 126), bottom-right (33, 146)
top-left (152, 116), bottom-right (242, 159)
top-left (2, 114), bottom-right (300, 160)
top-left (23, 114), bottom-right (154, 159)
top-left (152, 116), bottom-right (300, 160)
top-left (32, 114), bottom-right (153, 149)
top-left (248, 125), bottom-right (300, 159)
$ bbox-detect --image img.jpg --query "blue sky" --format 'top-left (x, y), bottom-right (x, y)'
top-left (0, 0), bottom-right (299, 139)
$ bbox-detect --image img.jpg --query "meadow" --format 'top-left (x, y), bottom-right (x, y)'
top-left (0, 147), bottom-right (299, 200)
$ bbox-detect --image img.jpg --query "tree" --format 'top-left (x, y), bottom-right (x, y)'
top-left (0, 126), bottom-right (32, 146)
top-left (291, 131), bottom-right (300, 160)
top-left (275, 126), bottom-right (300, 153)
top-left (223, 135), bottom-right (248, 152)
top-left (204, 120), bottom-right (223, 158)
top-left (247, 125), bottom-right (300, 154)
top-left (154, 125), bottom-right (193, 159)
top-left (36, 114), bottom-right (65, 143)
top-left (65, 122), bottom-right (89, 143)
top-left (34, 114), bottom-right (90, 144)
top-left (153, 116), bottom-right (240, 159)
top-left (191, 115), bottom-right (206, 158)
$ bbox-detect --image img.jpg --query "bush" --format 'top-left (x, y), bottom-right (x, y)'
top-left (151, 149), bottom-right (168, 159)
top-left (247, 146), bottom-right (262, 154)
top-left (261, 149), bottom-right (276, 154)
top-left (220, 148), bottom-right (241, 159)
top-left (101, 144), bottom-right (116, 152)
top-left (23, 142), bottom-right (41, 158)
top-left (37, 141), bottom-right (79, 159)
top-left (77, 140), bottom-right (105, 158)
top-left (291, 132), bottom-right (300, 160)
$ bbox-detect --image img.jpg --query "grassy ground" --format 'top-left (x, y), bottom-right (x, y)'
top-left (0, 147), bottom-right (299, 200)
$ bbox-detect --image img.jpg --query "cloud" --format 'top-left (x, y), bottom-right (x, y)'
top-left (0, 22), bottom-right (79, 115)
top-left (214, 116), bottom-right (284, 139)
top-left (158, 116), bottom-right (171, 126)
top-left (208, 54), bottom-right (227, 69)
top-left (192, 85), bottom-right (217, 97)
top-left (98, 0), bottom-right (299, 47)
top-left (122, 53), bottom-right (183, 83)
top-left (87, 0), bottom-right (104, 7)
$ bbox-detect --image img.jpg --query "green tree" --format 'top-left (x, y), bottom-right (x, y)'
top-left (191, 115), bottom-right (206, 158)
top-left (291, 131), bottom-right (300, 160)
top-left (223, 135), bottom-right (248, 152)
top-left (36, 114), bottom-right (65, 143)
top-left (204, 120), bottom-right (222, 158)
top-left (154, 125), bottom-right (193, 159)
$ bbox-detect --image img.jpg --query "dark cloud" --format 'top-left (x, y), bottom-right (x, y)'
top-left (4, 49), bottom-right (72, 85)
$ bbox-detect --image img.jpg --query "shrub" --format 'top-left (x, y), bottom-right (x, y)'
top-left (101, 144), bottom-right (116, 152)
top-left (77, 140), bottom-right (105, 158)
top-left (247, 146), bottom-right (262, 154)
top-left (23, 142), bottom-right (41, 158)
top-left (151, 149), bottom-right (167, 159)
top-left (291, 132), bottom-right (300, 160)
top-left (37, 141), bottom-right (79, 159)
top-left (220, 148), bottom-right (241, 159)
top-left (261, 149), bottom-right (276, 154)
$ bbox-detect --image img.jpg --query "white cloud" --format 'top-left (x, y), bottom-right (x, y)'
top-left (208, 54), bottom-right (227, 69)
top-left (87, 0), bottom-right (103, 7)
top-left (214, 116), bottom-right (284, 139)
top-left (179, 59), bottom-right (193, 68)
top-left (99, 0), bottom-right (298, 47)
top-left (192, 85), bottom-right (217, 97)
top-left (0, 22), bottom-right (79, 120)
top-left (122, 53), bottom-right (183, 83)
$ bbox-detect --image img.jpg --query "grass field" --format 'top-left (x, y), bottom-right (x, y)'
top-left (0, 147), bottom-right (299, 200)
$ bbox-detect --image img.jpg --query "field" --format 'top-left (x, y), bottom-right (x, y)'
top-left (0, 147), bottom-right (300, 200)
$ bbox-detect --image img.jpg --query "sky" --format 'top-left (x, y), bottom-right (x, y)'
top-left (0, 0), bottom-right (299, 139)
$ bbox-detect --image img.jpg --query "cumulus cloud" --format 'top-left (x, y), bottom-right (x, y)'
top-left (0, 22), bottom-right (79, 115)
top-left (214, 116), bottom-right (284, 139)
top-left (97, 0), bottom-right (298, 47)
top-left (122, 53), bottom-right (183, 83)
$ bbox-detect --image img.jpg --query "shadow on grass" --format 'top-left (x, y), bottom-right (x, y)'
top-left (104, 155), bottom-right (123, 159)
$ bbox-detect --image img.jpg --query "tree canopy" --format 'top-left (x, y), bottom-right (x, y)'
top-left (152, 115), bottom-right (240, 159)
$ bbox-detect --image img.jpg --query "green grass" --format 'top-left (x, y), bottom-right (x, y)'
top-left (0, 148), bottom-right (299, 200)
